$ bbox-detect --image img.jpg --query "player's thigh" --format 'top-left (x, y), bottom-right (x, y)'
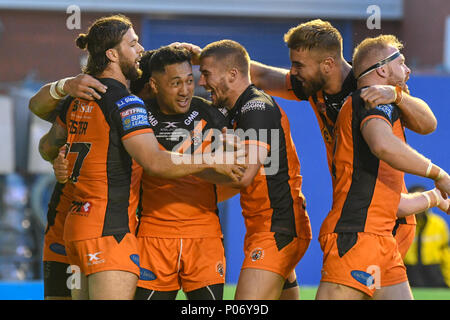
top-left (88, 270), bottom-right (138, 300)
top-left (71, 271), bottom-right (89, 300)
top-left (235, 268), bottom-right (285, 300)
top-left (372, 281), bottom-right (413, 300)
top-left (316, 281), bottom-right (369, 300)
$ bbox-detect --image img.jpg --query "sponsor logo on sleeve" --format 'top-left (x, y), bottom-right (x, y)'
top-left (121, 107), bottom-right (150, 131)
top-left (241, 100), bottom-right (266, 114)
top-left (375, 104), bottom-right (393, 121)
top-left (115, 95), bottom-right (145, 110)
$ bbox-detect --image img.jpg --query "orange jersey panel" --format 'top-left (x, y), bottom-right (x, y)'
top-left (230, 85), bottom-right (311, 240)
top-left (320, 92), bottom-right (406, 236)
top-left (57, 79), bottom-right (149, 241)
top-left (137, 97), bottom-right (226, 238)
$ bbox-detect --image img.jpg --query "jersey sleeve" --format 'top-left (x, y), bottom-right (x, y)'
top-left (55, 96), bottom-right (74, 128)
top-left (111, 94), bottom-right (153, 140)
top-left (360, 103), bottom-right (399, 130)
top-left (236, 99), bottom-right (278, 151)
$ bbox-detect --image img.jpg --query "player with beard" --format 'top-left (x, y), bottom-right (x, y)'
top-left (30, 52), bottom-right (154, 300)
top-left (197, 40), bottom-right (312, 300)
top-left (36, 15), bottom-right (246, 300)
top-left (246, 20), bottom-right (438, 263)
top-left (316, 35), bottom-right (450, 299)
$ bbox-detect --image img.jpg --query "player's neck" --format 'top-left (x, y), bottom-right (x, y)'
top-left (226, 79), bottom-right (251, 111)
top-left (323, 59), bottom-right (352, 95)
top-left (100, 65), bottom-right (129, 88)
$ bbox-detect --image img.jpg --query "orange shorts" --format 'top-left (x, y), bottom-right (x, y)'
top-left (242, 232), bottom-right (310, 279)
top-left (65, 233), bottom-right (140, 277)
top-left (319, 232), bottom-right (408, 297)
top-left (43, 189), bottom-right (71, 264)
top-left (137, 237), bottom-right (226, 292)
top-left (394, 223), bottom-right (416, 259)
top-left (43, 234), bottom-right (69, 265)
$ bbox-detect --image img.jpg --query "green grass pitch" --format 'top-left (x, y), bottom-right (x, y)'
top-left (176, 285), bottom-right (450, 300)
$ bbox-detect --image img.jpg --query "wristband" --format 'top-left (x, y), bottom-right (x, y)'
top-left (423, 192), bottom-right (431, 209)
top-left (56, 77), bottom-right (70, 96)
top-left (394, 85), bottom-right (403, 105)
top-left (49, 81), bottom-right (64, 100)
top-left (425, 161), bottom-right (433, 178)
top-left (436, 169), bottom-right (446, 181)
top-left (432, 189), bottom-right (441, 207)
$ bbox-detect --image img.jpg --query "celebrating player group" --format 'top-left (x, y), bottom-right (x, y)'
top-left (29, 14), bottom-right (450, 300)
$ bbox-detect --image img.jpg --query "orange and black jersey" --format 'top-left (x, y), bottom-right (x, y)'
top-left (137, 96), bottom-right (227, 238)
top-left (226, 85), bottom-right (311, 239)
top-left (320, 89), bottom-right (406, 237)
top-left (56, 78), bottom-right (151, 241)
top-left (288, 70), bottom-right (415, 228)
top-left (288, 70), bottom-right (356, 173)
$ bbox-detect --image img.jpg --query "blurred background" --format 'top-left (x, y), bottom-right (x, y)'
top-left (0, 0), bottom-right (449, 299)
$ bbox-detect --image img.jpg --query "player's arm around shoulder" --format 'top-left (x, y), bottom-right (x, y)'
top-left (250, 60), bottom-right (296, 100)
top-left (29, 74), bottom-right (107, 122)
top-left (360, 85), bottom-right (437, 134)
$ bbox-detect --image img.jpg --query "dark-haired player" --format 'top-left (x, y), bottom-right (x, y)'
top-left (34, 15), bottom-right (245, 300)
top-left (248, 19), bottom-right (438, 262)
top-left (133, 46), bottom-right (229, 300)
top-left (196, 40), bottom-right (312, 300)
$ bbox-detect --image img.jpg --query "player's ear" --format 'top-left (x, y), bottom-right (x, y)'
top-left (106, 48), bottom-right (119, 63)
top-left (321, 56), bottom-right (335, 74)
top-left (228, 67), bottom-right (238, 83)
top-left (376, 65), bottom-right (389, 79)
top-left (149, 77), bottom-right (158, 94)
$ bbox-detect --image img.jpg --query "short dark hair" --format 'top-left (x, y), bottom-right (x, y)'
top-left (76, 14), bottom-right (132, 76)
top-left (148, 46), bottom-right (192, 75)
top-left (200, 39), bottom-right (250, 74)
top-left (129, 50), bottom-right (155, 95)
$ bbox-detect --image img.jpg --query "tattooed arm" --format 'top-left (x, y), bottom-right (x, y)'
top-left (39, 121), bottom-right (67, 162)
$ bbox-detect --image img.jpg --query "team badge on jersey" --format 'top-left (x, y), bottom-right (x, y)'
top-left (250, 248), bottom-right (264, 261)
top-left (216, 262), bottom-right (224, 277)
